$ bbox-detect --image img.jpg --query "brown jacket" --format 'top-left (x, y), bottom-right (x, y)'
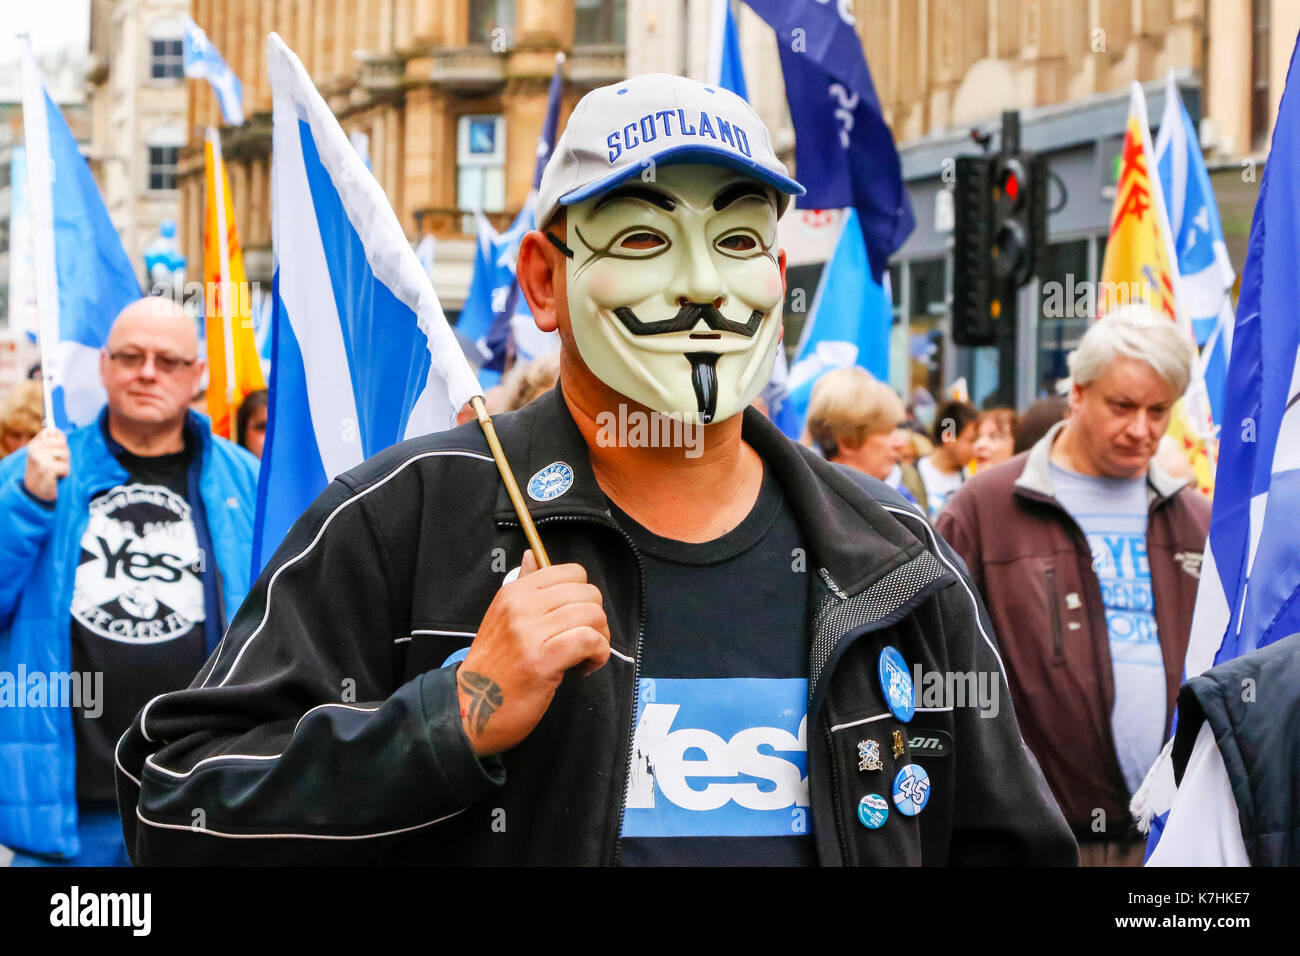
top-left (936, 422), bottom-right (1211, 839)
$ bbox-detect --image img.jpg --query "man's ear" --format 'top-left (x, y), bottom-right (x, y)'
top-left (518, 229), bottom-right (561, 334)
top-left (99, 348), bottom-right (111, 390)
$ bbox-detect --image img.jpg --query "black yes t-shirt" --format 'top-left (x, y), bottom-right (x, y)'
top-left (610, 467), bottom-right (815, 866)
top-left (69, 434), bottom-right (211, 800)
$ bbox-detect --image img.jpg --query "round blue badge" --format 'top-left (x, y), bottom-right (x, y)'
top-left (891, 764), bottom-right (931, 816)
top-left (528, 461), bottom-right (574, 502)
top-left (878, 645), bottom-right (915, 723)
top-left (856, 793), bottom-right (889, 830)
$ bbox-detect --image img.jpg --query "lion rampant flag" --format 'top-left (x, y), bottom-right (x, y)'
top-left (203, 127), bottom-right (265, 439)
top-left (1099, 83), bottom-right (1216, 494)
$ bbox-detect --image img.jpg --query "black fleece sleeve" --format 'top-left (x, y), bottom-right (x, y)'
top-left (114, 478), bottom-right (504, 865)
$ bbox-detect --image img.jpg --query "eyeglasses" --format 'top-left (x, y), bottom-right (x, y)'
top-left (108, 350), bottom-right (197, 375)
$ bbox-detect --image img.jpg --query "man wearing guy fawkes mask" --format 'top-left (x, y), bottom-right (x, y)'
top-left (117, 75), bottom-right (1076, 867)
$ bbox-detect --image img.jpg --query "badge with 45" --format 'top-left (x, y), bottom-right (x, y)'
top-left (892, 764), bottom-right (931, 816)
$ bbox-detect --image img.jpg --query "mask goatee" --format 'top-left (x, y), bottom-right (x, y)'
top-left (685, 352), bottom-right (720, 424)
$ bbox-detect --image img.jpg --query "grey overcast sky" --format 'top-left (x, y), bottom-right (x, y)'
top-left (1, 0), bottom-right (91, 101)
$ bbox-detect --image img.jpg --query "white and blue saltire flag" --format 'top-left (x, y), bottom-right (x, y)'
top-left (1154, 72), bottom-right (1234, 427)
top-left (20, 38), bottom-right (141, 429)
top-left (458, 206), bottom-right (535, 389)
top-left (784, 208), bottom-right (892, 430)
top-left (182, 15), bottom-right (245, 126)
top-left (1134, 33), bottom-right (1300, 860)
top-left (476, 54), bottom-right (567, 380)
top-left (253, 33), bottom-right (481, 572)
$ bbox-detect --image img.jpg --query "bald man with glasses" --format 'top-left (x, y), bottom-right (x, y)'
top-left (0, 297), bottom-right (259, 866)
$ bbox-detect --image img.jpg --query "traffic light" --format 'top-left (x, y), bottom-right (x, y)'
top-left (992, 152), bottom-right (1047, 286)
top-left (951, 147), bottom-right (1046, 347)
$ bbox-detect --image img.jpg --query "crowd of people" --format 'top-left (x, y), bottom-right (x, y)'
top-left (0, 73), bottom-right (1236, 869)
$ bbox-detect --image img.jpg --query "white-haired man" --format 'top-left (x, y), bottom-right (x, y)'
top-left (938, 309), bottom-right (1211, 866)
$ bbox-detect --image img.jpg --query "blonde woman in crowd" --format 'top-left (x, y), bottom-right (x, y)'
top-left (0, 381), bottom-right (44, 458)
top-left (805, 366), bottom-right (928, 513)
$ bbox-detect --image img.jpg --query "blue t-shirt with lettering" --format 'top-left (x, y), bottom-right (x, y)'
top-left (1050, 462), bottom-right (1165, 796)
top-left (609, 467), bottom-right (815, 865)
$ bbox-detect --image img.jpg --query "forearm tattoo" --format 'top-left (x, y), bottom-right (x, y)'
top-left (459, 670), bottom-right (504, 735)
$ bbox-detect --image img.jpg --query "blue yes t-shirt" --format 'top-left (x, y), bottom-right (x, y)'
top-left (609, 467), bottom-right (815, 866)
top-left (1050, 462), bottom-right (1165, 796)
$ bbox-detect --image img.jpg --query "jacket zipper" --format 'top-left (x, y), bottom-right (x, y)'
top-left (1045, 567), bottom-right (1064, 659)
top-left (821, 714), bottom-right (852, 864)
top-left (499, 511), bottom-right (645, 867)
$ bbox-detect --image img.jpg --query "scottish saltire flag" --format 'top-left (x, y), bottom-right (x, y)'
top-left (1154, 72), bottom-right (1235, 427)
top-left (182, 15), bottom-right (244, 126)
top-left (458, 207), bottom-right (532, 388)
top-left (478, 55), bottom-right (568, 377)
top-left (784, 209), bottom-right (892, 428)
top-left (1136, 32), bottom-right (1300, 860)
top-left (741, 0), bottom-right (913, 280)
top-left (20, 38), bottom-right (140, 429)
top-left (254, 34), bottom-right (480, 571)
top-left (708, 0), bottom-right (749, 102)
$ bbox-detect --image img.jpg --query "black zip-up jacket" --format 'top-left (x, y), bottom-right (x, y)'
top-left (115, 387), bottom-right (1077, 865)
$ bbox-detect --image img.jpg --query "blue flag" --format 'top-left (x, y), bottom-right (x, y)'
top-left (255, 34), bottom-right (480, 572)
top-left (741, 0), bottom-right (913, 280)
top-left (21, 42), bottom-right (141, 429)
top-left (477, 55), bottom-right (568, 376)
top-left (784, 208), bottom-right (891, 428)
top-left (710, 0), bottom-right (749, 101)
top-left (183, 16), bottom-right (244, 125)
top-left (1138, 30), bottom-right (1300, 860)
top-left (1154, 73), bottom-right (1234, 426)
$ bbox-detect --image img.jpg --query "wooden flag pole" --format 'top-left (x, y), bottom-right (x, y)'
top-left (471, 395), bottom-right (551, 567)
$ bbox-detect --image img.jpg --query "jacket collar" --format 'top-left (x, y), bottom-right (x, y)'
top-left (489, 384), bottom-right (930, 600)
top-left (70, 407), bottom-right (213, 499)
top-left (1015, 419), bottom-right (1188, 504)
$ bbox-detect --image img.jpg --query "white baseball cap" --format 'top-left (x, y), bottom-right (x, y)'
top-left (536, 73), bottom-right (804, 228)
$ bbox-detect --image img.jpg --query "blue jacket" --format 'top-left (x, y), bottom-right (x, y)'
top-left (0, 409), bottom-right (258, 858)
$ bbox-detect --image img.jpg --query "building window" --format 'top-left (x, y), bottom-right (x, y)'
top-left (151, 37), bottom-right (183, 80)
top-left (574, 0), bottom-right (626, 46)
top-left (147, 145), bottom-right (179, 191)
top-left (1251, 0), bottom-right (1270, 150)
top-left (468, 0), bottom-right (515, 47)
top-left (457, 114), bottom-right (506, 227)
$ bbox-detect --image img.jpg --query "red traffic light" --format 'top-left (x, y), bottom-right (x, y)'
top-left (1003, 171), bottom-right (1020, 202)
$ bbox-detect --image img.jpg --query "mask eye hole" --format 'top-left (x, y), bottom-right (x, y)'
top-left (714, 229), bottom-right (763, 257)
top-left (604, 226), bottom-right (670, 259)
top-left (618, 231), bottom-right (666, 251)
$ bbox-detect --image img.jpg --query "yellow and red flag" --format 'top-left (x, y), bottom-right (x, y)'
top-left (203, 127), bottom-right (264, 439)
top-left (1099, 84), bottom-right (1216, 494)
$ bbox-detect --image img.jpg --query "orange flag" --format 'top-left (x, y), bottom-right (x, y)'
top-left (203, 128), bottom-right (264, 439)
top-left (1099, 84), bottom-right (1216, 494)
